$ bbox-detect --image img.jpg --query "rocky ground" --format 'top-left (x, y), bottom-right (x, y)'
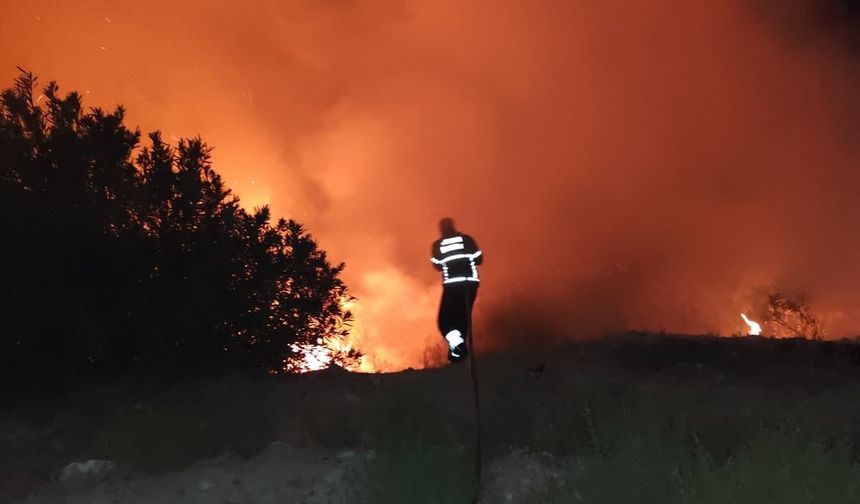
top-left (16, 443), bottom-right (363, 504)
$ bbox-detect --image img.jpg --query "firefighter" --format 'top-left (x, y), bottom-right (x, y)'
top-left (431, 217), bottom-right (483, 362)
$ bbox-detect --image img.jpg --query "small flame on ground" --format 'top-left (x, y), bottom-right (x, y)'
top-left (280, 265), bottom-right (438, 374)
top-left (741, 313), bottom-right (762, 336)
top-left (284, 295), bottom-right (371, 374)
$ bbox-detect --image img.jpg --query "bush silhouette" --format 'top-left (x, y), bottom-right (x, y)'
top-left (0, 70), bottom-right (354, 384)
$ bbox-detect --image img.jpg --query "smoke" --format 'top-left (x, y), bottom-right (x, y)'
top-left (4, 1), bottom-right (860, 368)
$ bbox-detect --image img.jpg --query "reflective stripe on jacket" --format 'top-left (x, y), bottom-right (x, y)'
top-left (431, 234), bottom-right (483, 284)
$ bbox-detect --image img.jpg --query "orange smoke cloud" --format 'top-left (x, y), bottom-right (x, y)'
top-left (4, 1), bottom-right (860, 368)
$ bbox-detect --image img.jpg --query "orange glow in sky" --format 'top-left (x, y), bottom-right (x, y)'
top-left (4, 1), bottom-right (860, 367)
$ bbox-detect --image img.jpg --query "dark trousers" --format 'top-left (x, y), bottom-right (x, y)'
top-left (438, 283), bottom-right (479, 341)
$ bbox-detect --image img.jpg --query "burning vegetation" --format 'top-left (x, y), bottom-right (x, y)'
top-left (738, 292), bottom-right (827, 339)
top-left (283, 295), bottom-right (366, 373)
top-left (765, 292), bottom-right (826, 340)
top-left (741, 313), bottom-right (762, 336)
top-left (4, 1), bottom-right (860, 370)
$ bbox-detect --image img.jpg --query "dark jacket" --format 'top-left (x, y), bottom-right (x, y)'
top-left (430, 233), bottom-right (483, 285)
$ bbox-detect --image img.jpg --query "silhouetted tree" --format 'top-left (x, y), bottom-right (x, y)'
top-left (0, 70), bottom-right (353, 383)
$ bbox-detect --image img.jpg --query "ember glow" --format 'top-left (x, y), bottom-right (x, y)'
top-left (740, 313), bottom-right (763, 336)
top-left (287, 340), bottom-right (333, 373)
top-left (5, 1), bottom-right (860, 369)
top-left (285, 295), bottom-right (371, 373)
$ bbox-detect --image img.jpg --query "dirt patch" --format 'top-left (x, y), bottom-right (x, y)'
top-left (15, 442), bottom-right (366, 504)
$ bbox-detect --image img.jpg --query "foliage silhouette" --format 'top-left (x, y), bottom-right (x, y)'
top-left (0, 70), bottom-right (354, 384)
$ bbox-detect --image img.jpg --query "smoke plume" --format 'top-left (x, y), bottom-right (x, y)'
top-left (3, 1), bottom-right (860, 368)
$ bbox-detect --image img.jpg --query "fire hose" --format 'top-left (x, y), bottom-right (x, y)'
top-left (464, 288), bottom-right (482, 503)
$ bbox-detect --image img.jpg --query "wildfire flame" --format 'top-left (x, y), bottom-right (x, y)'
top-left (740, 313), bottom-right (762, 336)
top-left (284, 295), bottom-right (372, 373)
top-left (288, 340), bottom-right (333, 372)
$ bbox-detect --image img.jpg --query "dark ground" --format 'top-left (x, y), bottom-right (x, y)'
top-left (5, 333), bottom-right (860, 503)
